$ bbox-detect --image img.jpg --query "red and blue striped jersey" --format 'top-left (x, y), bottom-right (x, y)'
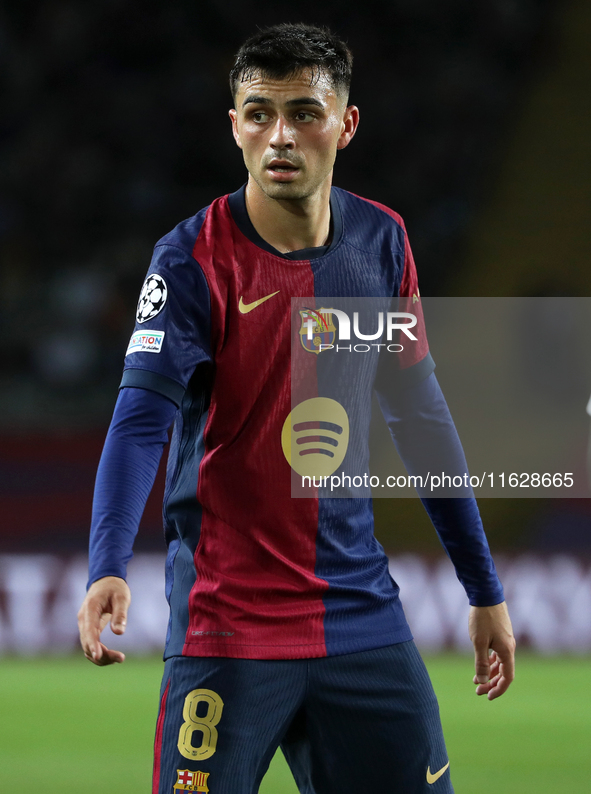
top-left (121, 185), bottom-right (446, 659)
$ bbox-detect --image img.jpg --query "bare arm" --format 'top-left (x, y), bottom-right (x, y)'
top-left (469, 600), bottom-right (515, 700)
top-left (77, 576), bottom-right (131, 666)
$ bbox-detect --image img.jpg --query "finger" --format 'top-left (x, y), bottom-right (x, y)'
top-left (84, 642), bottom-right (125, 666)
top-left (487, 656), bottom-right (515, 699)
top-left (488, 656), bottom-right (500, 679)
top-left (473, 672), bottom-right (498, 688)
top-left (473, 642), bottom-right (491, 685)
top-left (78, 600), bottom-right (104, 661)
top-left (495, 645), bottom-right (516, 687)
top-left (476, 660), bottom-right (514, 699)
top-left (479, 673), bottom-right (501, 692)
top-left (87, 612), bottom-right (114, 660)
top-left (487, 673), bottom-right (511, 700)
top-left (109, 591), bottom-right (130, 635)
top-left (96, 647), bottom-right (126, 666)
top-left (473, 656), bottom-right (499, 685)
top-left (99, 613), bottom-right (111, 633)
top-left (487, 642), bottom-right (515, 696)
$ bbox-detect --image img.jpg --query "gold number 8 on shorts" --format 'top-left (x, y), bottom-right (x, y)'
top-left (177, 688), bottom-right (225, 760)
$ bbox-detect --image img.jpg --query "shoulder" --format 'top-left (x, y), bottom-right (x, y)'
top-left (336, 187), bottom-right (406, 228)
top-left (333, 187), bottom-right (407, 254)
top-left (153, 193), bottom-right (231, 260)
top-left (143, 195), bottom-right (236, 295)
top-left (141, 201), bottom-right (228, 301)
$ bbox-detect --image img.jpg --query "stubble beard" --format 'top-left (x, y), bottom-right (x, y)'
top-left (261, 181), bottom-right (311, 202)
top-left (250, 167), bottom-right (311, 203)
top-left (251, 161), bottom-right (334, 205)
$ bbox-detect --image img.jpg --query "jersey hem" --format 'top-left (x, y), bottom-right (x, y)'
top-left (167, 627), bottom-right (413, 661)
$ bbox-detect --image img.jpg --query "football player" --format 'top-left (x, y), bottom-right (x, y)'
top-left (78, 23), bottom-right (515, 794)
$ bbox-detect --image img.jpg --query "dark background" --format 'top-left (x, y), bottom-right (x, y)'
top-left (1, 0), bottom-right (590, 555)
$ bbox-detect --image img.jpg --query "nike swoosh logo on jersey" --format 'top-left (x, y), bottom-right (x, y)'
top-left (426, 761), bottom-right (450, 784)
top-left (238, 291), bottom-right (280, 314)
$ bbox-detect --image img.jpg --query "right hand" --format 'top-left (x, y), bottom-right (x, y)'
top-left (468, 600), bottom-right (516, 700)
top-left (77, 576), bottom-right (131, 665)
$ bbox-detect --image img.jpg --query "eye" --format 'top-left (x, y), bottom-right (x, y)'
top-left (294, 111), bottom-right (315, 122)
top-left (252, 111), bottom-right (270, 123)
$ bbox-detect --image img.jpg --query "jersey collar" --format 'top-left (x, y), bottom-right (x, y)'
top-left (227, 184), bottom-right (343, 260)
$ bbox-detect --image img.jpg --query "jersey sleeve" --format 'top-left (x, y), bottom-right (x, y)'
top-left (87, 387), bottom-right (178, 587)
top-left (375, 222), bottom-right (434, 394)
top-left (376, 372), bottom-right (504, 606)
top-left (396, 223), bottom-right (431, 371)
top-left (121, 243), bottom-right (212, 406)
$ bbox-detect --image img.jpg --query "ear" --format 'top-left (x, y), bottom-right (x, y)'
top-left (336, 105), bottom-right (359, 151)
top-left (228, 109), bottom-right (243, 149)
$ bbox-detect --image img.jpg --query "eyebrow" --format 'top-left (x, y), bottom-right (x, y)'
top-left (242, 95), bottom-right (325, 109)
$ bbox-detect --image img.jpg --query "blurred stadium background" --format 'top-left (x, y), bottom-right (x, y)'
top-left (1, 0), bottom-right (590, 791)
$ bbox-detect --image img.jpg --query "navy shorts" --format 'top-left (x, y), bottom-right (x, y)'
top-left (152, 640), bottom-right (453, 794)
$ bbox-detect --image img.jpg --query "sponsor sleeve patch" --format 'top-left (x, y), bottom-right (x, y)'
top-left (126, 329), bottom-right (165, 356)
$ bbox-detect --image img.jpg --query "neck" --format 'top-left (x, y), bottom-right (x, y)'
top-left (244, 177), bottom-right (332, 253)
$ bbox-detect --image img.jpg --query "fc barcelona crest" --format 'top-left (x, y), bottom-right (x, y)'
top-left (299, 308), bottom-right (336, 354)
top-left (174, 769), bottom-right (210, 792)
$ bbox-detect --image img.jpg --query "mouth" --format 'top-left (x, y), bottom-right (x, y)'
top-left (266, 160), bottom-right (301, 181)
top-left (268, 159), bottom-right (298, 169)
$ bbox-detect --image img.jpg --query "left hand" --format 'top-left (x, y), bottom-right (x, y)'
top-left (468, 600), bottom-right (515, 700)
top-left (77, 576), bottom-right (131, 666)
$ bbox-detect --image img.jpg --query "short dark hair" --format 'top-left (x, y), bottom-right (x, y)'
top-left (229, 23), bottom-right (353, 101)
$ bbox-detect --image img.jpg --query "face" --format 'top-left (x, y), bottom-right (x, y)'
top-left (229, 70), bottom-right (359, 202)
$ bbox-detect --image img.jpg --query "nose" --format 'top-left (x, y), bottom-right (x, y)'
top-left (269, 116), bottom-right (295, 150)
